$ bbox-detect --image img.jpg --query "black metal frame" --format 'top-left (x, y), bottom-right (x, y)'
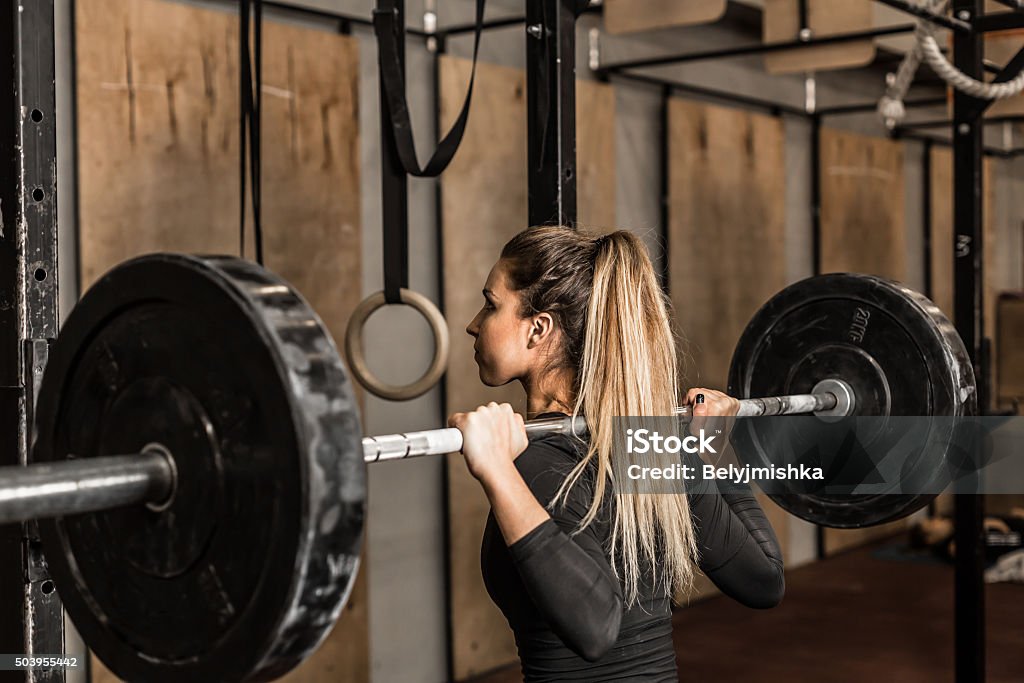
top-left (876, 0), bottom-right (973, 31)
top-left (658, 85), bottom-right (672, 292)
top-left (441, 3), bottom-right (600, 37)
top-left (208, 0), bottom-right (603, 43)
top-left (595, 24), bottom-right (917, 75)
top-left (0, 1), bottom-right (64, 681)
top-left (923, 139), bottom-right (935, 300)
top-left (525, 0), bottom-right (579, 226)
top-left (951, 3), bottom-right (988, 682)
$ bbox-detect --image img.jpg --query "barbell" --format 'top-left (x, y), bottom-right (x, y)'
top-left (5, 253), bottom-right (974, 682)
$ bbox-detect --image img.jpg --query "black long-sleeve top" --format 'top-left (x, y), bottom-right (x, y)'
top-left (481, 415), bottom-right (785, 682)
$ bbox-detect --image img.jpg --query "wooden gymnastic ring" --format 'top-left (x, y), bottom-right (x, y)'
top-left (344, 289), bottom-right (449, 401)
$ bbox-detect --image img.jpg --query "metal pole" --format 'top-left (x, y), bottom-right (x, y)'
top-left (951, 1), bottom-right (986, 681)
top-left (923, 140), bottom-right (934, 300)
top-left (659, 84), bottom-right (671, 293)
top-left (0, 453), bottom-right (175, 526)
top-left (0, 0), bottom-right (63, 679)
top-left (811, 114), bottom-right (822, 276)
top-left (526, 0), bottom-right (578, 226)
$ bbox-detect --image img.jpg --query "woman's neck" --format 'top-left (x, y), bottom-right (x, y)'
top-left (521, 369), bottom-right (575, 418)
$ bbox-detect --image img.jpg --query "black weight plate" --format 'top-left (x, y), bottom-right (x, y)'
top-left (33, 254), bottom-right (365, 682)
top-left (728, 273), bottom-right (976, 528)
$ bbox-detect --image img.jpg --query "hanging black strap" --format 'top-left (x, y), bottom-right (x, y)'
top-left (239, 0), bottom-right (264, 264)
top-left (373, 0), bottom-right (486, 178)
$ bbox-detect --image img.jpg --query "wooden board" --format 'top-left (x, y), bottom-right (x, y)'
top-left (440, 55), bottom-right (616, 681)
top-left (763, 0), bottom-right (876, 75)
top-left (604, 0), bottom-right (726, 35)
top-left (819, 127), bottom-right (908, 554)
top-left (928, 148), bottom-right (998, 405)
top-left (819, 127), bottom-right (906, 280)
top-left (667, 98), bottom-right (787, 392)
top-left (997, 293), bottom-right (1024, 405)
top-left (76, 1), bottom-right (367, 680)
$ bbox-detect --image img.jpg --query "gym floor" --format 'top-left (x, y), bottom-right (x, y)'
top-left (470, 532), bottom-right (1024, 683)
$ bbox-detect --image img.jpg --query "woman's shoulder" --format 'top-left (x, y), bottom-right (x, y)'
top-left (516, 421), bottom-right (594, 507)
top-left (517, 433), bottom-right (583, 474)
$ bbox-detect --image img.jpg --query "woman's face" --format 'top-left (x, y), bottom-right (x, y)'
top-left (466, 260), bottom-right (538, 386)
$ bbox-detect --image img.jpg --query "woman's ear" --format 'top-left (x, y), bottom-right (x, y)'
top-left (526, 312), bottom-right (555, 349)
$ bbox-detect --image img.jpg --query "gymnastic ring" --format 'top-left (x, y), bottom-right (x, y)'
top-left (344, 289), bottom-right (450, 401)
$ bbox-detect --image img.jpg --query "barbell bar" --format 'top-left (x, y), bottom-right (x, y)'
top-left (0, 384), bottom-right (847, 526)
top-left (13, 253), bottom-right (972, 682)
top-left (0, 450), bottom-right (175, 526)
top-left (364, 380), bottom-right (847, 461)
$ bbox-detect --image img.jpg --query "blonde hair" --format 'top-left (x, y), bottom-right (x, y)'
top-left (500, 226), bottom-right (698, 605)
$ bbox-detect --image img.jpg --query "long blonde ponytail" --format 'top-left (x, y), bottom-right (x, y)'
top-left (500, 227), bottom-right (698, 605)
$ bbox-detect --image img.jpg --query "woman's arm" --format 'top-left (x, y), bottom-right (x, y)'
top-left (450, 404), bottom-right (623, 661)
top-left (482, 459), bottom-right (552, 545)
top-left (483, 449), bottom-right (623, 662)
top-left (681, 447), bottom-right (785, 608)
top-left (487, 446), bottom-right (622, 659)
top-left (683, 388), bottom-right (785, 608)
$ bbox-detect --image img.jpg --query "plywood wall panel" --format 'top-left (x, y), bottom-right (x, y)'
top-left (819, 127), bottom-right (906, 281)
top-left (667, 98), bottom-right (788, 392)
top-left (997, 294), bottom-right (1024, 404)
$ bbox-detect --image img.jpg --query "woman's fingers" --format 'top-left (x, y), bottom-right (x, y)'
top-left (686, 388), bottom-right (738, 416)
top-left (452, 403), bottom-right (529, 463)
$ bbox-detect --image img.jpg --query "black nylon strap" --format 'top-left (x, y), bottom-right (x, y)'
top-left (239, 0), bottom-right (264, 265)
top-left (373, 0), bottom-right (486, 178)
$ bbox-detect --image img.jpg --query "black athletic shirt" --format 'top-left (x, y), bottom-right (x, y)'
top-left (481, 413), bottom-right (785, 682)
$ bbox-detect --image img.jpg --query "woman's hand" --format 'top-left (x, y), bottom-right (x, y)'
top-left (685, 387), bottom-right (740, 437)
top-left (448, 402), bottom-right (529, 485)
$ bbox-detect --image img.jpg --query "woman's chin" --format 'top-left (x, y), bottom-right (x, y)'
top-left (478, 371), bottom-right (501, 387)
top-left (476, 366), bottom-right (506, 388)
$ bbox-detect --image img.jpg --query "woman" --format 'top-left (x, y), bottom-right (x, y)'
top-left (448, 227), bottom-right (784, 682)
